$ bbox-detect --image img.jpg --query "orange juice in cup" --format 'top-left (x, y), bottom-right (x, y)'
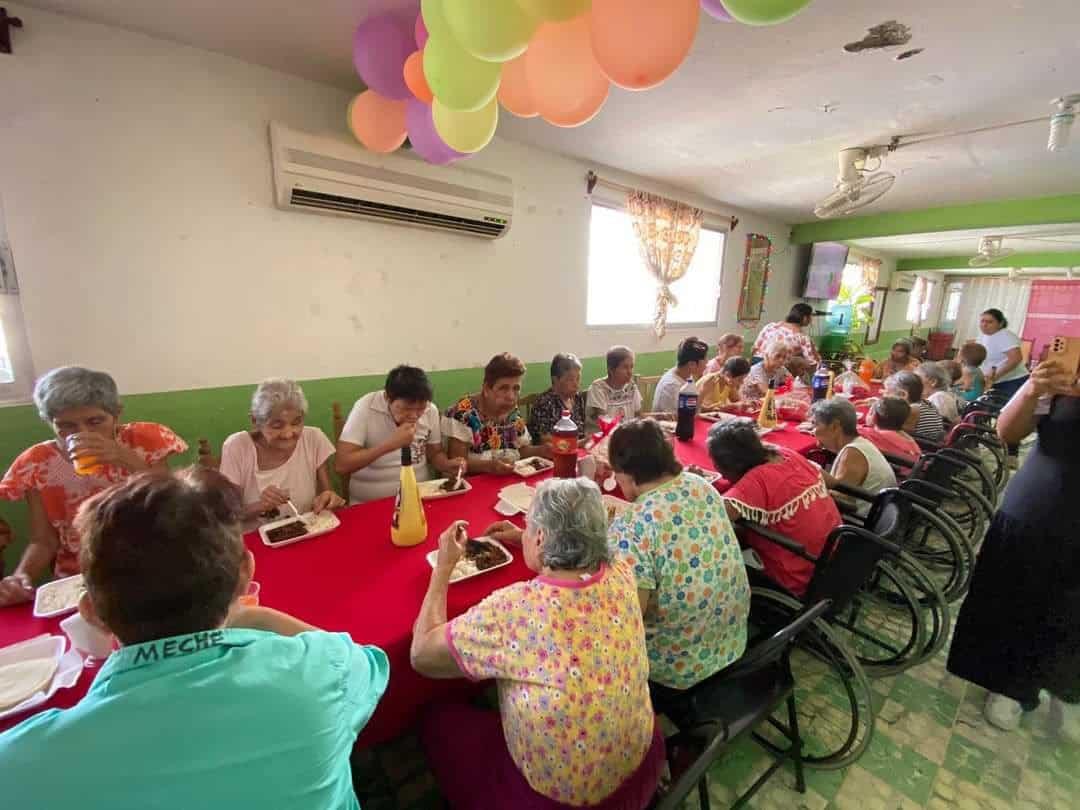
top-left (66, 435), bottom-right (105, 476)
top-left (238, 581), bottom-right (260, 607)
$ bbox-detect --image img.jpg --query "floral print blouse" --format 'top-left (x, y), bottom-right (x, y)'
top-left (445, 395), bottom-right (532, 456)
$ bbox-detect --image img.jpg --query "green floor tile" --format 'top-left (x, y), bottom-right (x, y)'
top-left (857, 724), bottom-right (939, 805)
top-left (888, 673), bottom-right (961, 728)
top-left (943, 733), bottom-right (1023, 802)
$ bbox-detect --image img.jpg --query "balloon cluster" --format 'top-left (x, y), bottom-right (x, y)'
top-left (348, 0), bottom-right (813, 163)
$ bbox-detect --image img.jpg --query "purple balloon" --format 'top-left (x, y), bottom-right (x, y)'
top-left (415, 13), bottom-right (428, 49)
top-left (406, 99), bottom-right (467, 165)
top-left (701, 0), bottom-right (733, 21)
top-left (352, 14), bottom-right (413, 100)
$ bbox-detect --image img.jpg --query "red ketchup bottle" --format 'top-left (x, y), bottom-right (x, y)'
top-left (552, 409), bottom-right (579, 479)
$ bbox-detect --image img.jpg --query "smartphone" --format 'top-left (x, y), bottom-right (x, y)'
top-left (1048, 336), bottom-right (1080, 376)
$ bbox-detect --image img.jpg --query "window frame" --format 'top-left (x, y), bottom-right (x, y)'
top-left (0, 198), bottom-right (35, 406)
top-left (584, 197), bottom-right (730, 330)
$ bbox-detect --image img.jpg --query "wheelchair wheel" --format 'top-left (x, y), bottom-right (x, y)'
top-left (750, 588), bottom-right (875, 770)
top-left (860, 552), bottom-right (950, 669)
top-left (899, 501), bottom-right (974, 602)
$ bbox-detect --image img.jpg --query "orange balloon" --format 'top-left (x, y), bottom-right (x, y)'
top-left (347, 91), bottom-right (408, 153)
top-left (590, 0), bottom-right (699, 91)
top-left (497, 53), bottom-right (538, 118)
top-left (525, 16), bottom-right (609, 128)
top-left (403, 50), bottom-right (434, 104)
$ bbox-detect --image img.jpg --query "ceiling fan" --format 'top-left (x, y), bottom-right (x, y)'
top-left (969, 235), bottom-right (1015, 267)
top-left (813, 147), bottom-right (896, 219)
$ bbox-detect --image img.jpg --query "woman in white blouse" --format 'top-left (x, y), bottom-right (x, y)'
top-left (219, 378), bottom-right (344, 524)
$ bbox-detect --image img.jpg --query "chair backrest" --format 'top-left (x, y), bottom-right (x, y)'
top-left (805, 524), bottom-right (899, 613)
top-left (518, 392), bottom-right (539, 425)
top-left (332, 401), bottom-right (346, 444)
top-left (636, 374), bottom-right (662, 410)
top-left (196, 438), bottom-right (220, 470)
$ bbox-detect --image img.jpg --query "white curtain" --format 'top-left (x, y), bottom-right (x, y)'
top-left (953, 277), bottom-right (1032, 346)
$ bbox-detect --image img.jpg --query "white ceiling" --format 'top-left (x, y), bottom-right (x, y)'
top-left (849, 224), bottom-right (1080, 259)
top-left (19, 0), bottom-right (1080, 223)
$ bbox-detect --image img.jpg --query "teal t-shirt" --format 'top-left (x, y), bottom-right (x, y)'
top-left (0, 628), bottom-right (389, 809)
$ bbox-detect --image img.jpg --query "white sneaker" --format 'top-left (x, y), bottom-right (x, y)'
top-left (984, 692), bottom-right (1023, 731)
top-left (1049, 695), bottom-right (1080, 744)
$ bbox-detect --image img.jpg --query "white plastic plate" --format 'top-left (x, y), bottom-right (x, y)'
top-left (33, 574), bottom-right (85, 619)
top-left (425, 538), bottom-right (514, 584)
top-left (497, 483), bottom-right (535, 515)
top-left (513, 457), bottom-right (554, 478)
top-left (683, 465), bottom-right (722, 485)
top-left (0, 635), bottom-right (83, 722)
top-left (259, 511), bottom-right (341, 548)
top-left (603, 494), bottom-right (632, 524)
top-left (419, 478), bottom-right (473, 500)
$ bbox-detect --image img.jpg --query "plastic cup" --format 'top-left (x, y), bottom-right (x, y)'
top-left (238, 581), bottom-right (260, 607)
top-left (65, 435), bottom-right (104, 476)
top-left (60, 612), bottom-right (114, 666)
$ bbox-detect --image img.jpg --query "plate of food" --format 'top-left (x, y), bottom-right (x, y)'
top-left (0, 635), bottom-right (83, 721)
top-left (419, 477), bottom-right (472, 499)
top-left (683, 464), bottom-right (722, 485)
top-left (699, 410), bottom-right (740, 423)
top-left (33, 574), bottom-right (85, 619)
top-left (426, 538), bottom-right (513, 584)
top-left (603, 494), bottom-right (632, 524)
top-left (259, 511), bottom-right (341, 548)
top-left (513, 456), bottom-right (554, 477)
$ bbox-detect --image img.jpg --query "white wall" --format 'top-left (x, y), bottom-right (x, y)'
top-left (0, 4), bottom-right (799, 396)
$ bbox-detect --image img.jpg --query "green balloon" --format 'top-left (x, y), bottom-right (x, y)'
top-left (433, 97), bottom-right (499, 153)
top-left (444, 0), bottom-right (538, 63)
top-left (721, 0), bottom-right (813, 25)
top-left (421, 0), bottom-right (453, 42)
top-left (424, 35), bottom-right (502, 112)
top-left (514, 0), bottom-right (591, 22)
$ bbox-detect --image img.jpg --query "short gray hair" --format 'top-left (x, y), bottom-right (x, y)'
top-left (550, 353), bottom-right (582, 381)
top-left (33, 366), bottom-right (121, 422)
top-left (917, 362), bottom-right (950, 392)
top-left (528, 478), bottom-right (611, 571)
top-left (250, 378), bottom-right (309, 425)
top-left (810, 397), bottom-right (859, 437)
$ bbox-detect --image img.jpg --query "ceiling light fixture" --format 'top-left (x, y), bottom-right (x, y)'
top-left (1048, 95), bottom-right (1080, 152)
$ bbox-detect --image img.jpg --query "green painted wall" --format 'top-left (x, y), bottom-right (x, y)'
top-left (790, 193), bottom-right (1080, 244)
top-left (0, 349), bottom-right (680, 570)
top-left (898, 251), bottom-right (1080, 272)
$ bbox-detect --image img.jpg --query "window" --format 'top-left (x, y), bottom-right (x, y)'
top-left (905, 276), bottom-right (937, 325)
top-left (0, 195), bottom-right (34, 403)
top-left (943, 282), bottom-right (964, 322)
top-left (586, 204), bottom-right (725, 327)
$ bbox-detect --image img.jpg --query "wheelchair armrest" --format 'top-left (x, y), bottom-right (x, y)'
top-left (914, 436), bottom-right (944, 453)
top-left (734, 518), bottom-right (818, 563)
top-left (829, 523), bottom-right (903, 558)
top-left (899, 478), bottom-right (956, 502)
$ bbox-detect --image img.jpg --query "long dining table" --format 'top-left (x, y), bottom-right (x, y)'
top-left (0, 414), bottom-right (821, 740)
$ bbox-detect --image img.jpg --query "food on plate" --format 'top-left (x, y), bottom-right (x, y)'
top-left (447, 539), bottom-right (511, 581)
top-left (0, 657), bottom-right (59, 711)
top-left (440, 477), bottom-right (467, 492)
top-left (265, 520), bottom-right (308, 543)
top-left (34, 574), bottom-right (85, 616)
top-left (516, 458), bottom-right (551, 472)
top-left (305, 512), bottom-right (338, 533)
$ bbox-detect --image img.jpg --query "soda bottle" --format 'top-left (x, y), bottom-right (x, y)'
top-left (391, 447), bottom-right (428, 547)
top-left (675, 377), bottom-right (699, 441)
top-left (552, 409), bottom-right (578, 478)
top-left (758, 380), bottom-right (778, 429)
top-left (811, 363), bottom-right (831, 402)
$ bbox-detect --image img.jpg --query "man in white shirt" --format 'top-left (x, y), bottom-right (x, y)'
top-left (335, 366), bottom-right (464, 504)
top-left (651, 337), bottom-right (710, 414)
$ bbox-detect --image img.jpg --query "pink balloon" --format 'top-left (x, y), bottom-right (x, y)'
top-left (353, 14), bottom-right (414, 100)
top-left (415, 13), bottom-right (429, 49)
top-left (406, 99), bottom-right (467, 165)
top-left (700, 0), bottom-right (733, 20)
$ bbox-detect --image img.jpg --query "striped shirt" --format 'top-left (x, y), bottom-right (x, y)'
top-left (912, 400), bottom-right (945, 444)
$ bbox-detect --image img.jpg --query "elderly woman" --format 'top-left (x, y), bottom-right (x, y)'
top-left (336, 365), bottom-right (463, 505)
top-left (704, 332), bottom-right (745, 375)
top-left (411, 479), bottom-right (665, 809)
top-left (885, 371), bottom-right (945, 444)
top-left (219, 378), bottom-right (343, 523)
top-left (750, 303), bottom-right (820, 365)
top-left (586, 345), bottom-right (643, 430)
top-left (708, 419), bottom-right (841, 597)
top-left (0, 366), bottom-right (187, 607)
top-left (607, 420), bottom-right (749, 708)
top-left (811, 398), bottom-right (897, 517)
top-left (741, 342), bottom-right (793, 399)
top-left (917, 361), bottom-right (960, 424)
top-left (527, 353), bottom-right (587, 442)
top-left (861, 396), bottom-right (921, 461)
top-left (874, 339), bottom-right (919, 379)
top-left (446, 353), bottom-right (548, 475)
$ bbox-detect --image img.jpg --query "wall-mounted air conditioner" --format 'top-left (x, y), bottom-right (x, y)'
top-left (891, 272), bottom-right (916, 292)
top-left (269, 123), bottom-right (513, 239)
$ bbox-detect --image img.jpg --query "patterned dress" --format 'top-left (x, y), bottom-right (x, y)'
top-left (751, 322), bottom-right (820, 364)
top-left (444, 395), bottom-right (532, 457)
top-left (447, 560), bottom-right (655, 806)
top-left (610, 471), bottom-right (750, 689)
top-left (527, 389), bottom-right (587, 442)
top-left (0, 423), bottom-right (188, 577)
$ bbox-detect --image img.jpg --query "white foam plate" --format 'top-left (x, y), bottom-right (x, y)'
top-left (603, 494), bottom-right (632, 523)
top-left (33, 574), bottom-right (85, 619)
top-left (683, 465), bottom-right (722, 485)
top-left (259, 511), bottom-right (341, 548)
top-left (497, 483), bottom-right (535, 515)
top-left (426, 538), bottom-right (514, 584)
top-left (495, 499), bottom-right (521, 516)
top-left (418, 478), bottom-right (473, 500)
top-left (513, 457), bottom-right (554, 478)
top-left (0, 635), bottom-right (83, 722)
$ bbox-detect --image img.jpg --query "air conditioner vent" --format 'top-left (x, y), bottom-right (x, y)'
top-left (289, 188), bottom-right (507, 237)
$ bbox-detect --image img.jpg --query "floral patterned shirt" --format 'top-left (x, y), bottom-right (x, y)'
top-left (446, 560), bottom-right (654, 806)
top-left (751, 321), bottom-right (820, 364)
top-left (444, 395), bottom-right (531, 457)
top-left (610, 472), bottom-right (750, 689)
top-left (0, 423), bottom-right (188, 577)
top-left (527, 389), bottom-right (587, 442)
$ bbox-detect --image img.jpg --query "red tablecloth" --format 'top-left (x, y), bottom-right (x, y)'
top-left (0, 415), bottom-right (823, 739)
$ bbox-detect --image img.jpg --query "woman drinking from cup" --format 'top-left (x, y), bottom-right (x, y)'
top-left (0, 367), bottom-right (187, 607)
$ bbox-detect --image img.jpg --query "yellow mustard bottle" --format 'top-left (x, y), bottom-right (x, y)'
top-left (391, 447), bottom-right (428, 547)
top-left (825, 369), bottom-right (836, 399)
top-left (757, 380), bottom-right (778, 429)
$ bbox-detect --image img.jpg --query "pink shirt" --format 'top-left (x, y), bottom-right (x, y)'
top-left (751, 322), bottom-right (820, 364)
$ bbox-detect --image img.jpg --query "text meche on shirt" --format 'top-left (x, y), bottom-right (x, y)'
top-left (131, 629), bottom-right (227, 665)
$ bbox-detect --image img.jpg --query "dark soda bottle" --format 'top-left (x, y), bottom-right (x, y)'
top-left (675, 377), bottom-right (699, 441)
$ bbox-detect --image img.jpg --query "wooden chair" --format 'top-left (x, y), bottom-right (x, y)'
top-left (196, 438), bottom-right (220, 470)
top-left (636, 374), bottom-right (662, 411)
top-left (1020, 339), bottom-right (1034, 369)
top-left (331, 402), bottom-right (350, 500)
top-left (518, 392), bottom-right (539, 424)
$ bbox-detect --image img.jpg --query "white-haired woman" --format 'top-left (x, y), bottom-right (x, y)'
top-left (220, 378), bottom-right (344, 524)
top-left (411, 478), bottom-right (664, 809)
top-left (0, 366), bottom-right (187, 606)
